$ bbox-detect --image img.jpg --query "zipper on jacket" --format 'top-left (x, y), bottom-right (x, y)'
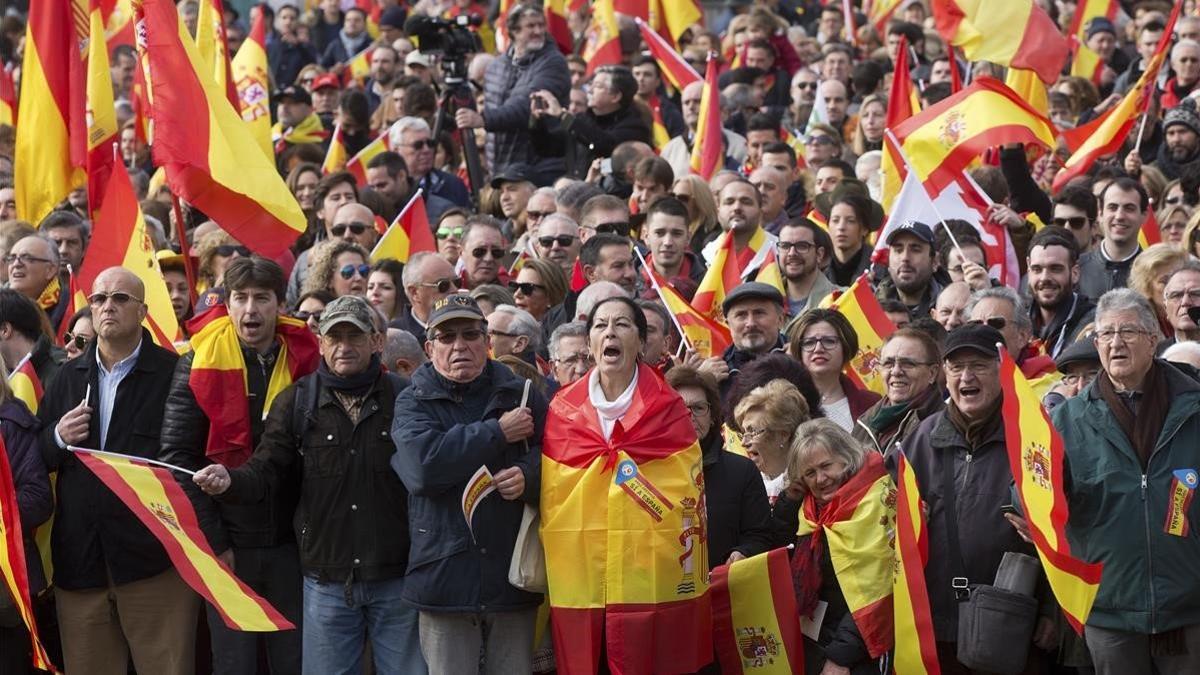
top-left (1141, 472), bottom-right (1156, 633)
top-left (960, 452), bottom-right (973, 491)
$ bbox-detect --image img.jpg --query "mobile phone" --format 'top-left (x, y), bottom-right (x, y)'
top-left (532, 95), bottom-right (546, 111)
top-left (1000, 504), bottom-right (1020, 517)
top-left (600, 158), bottom-right (612, 175)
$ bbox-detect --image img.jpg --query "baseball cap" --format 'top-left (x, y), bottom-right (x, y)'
top-left (406, 51), bottom-right (432, 68)
top-left (426, 294), bottom-right (485, 332)
top-left (1054, 339), bottom-right (1100, 372)
top-left (490, 163), bottom-right (533, 188)
top-left (721, 281), bottom-right (784, 315)
top-left (272, 85), bottom-right (312, 107)
top-left (943, 323), bottom-right (1004, 360)
top-left (885, 220), bottom-right (936, 247)
top-left (311, 73), bottom-right (341, 91)
top-left (319, 296), bottom-right (377, 335)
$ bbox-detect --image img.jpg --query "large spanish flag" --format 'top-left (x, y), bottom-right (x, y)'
top-left (893, 451), bottom-right (940, 675)
top-left (710, 548), bottom-right (803, 674)
top-left (689, 54), bottom-right (722, 181)
top-left (72, 448), bottom-right (295, 631)
top-left (194, 0), bottom-right (239, 110)
top-left (85, 3), bottom-right (119, 219)
top-left (1138, 208), bottom-right (1163, 249)
top-left (542, 364), bottom-right (712, 674)
top-left (187, 307), bottom-right (319, 468)
top-left (891, 77), bottom-right (1058, 195)
top-left (635, 17), bottom-right (701, 91)
top-left (931, 0), bottom-right (1068, 84)
top-left (0, 436), bottom-right (56, 672)
top-left (231, 6), bottom-right (273, 159)
top-left (372, 190), bottom-right (437, 263)
top-left (15, 0), bottom-right (86, 223)
top-left (829, 273), bottom-right (895, 396)
top-left (139, 0), bottom-right (307, 259)
top-left (795, 451), bottom-right (894, 658)
top-left (582, 0), bottom-right (622, 76)
top-left (999, 349), bottom-right (1102, 632)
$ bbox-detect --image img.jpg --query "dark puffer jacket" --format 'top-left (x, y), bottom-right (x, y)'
top-left (482, 42), bottom-right (571, 185)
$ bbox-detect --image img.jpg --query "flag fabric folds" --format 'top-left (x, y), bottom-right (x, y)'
top-left (372, 190), bottom-right (437, 263)
top-left (1138, 208), bottom-right (1163, 249)
top-left (893, 451), bottom-right (941, 675)
top-left (8, 355), bottom-right (43, 416)
top-left (0, 436), bottom-right (56, 672)
top-left (1005, 68), bottom-right (1049, 119)
top-left (195, 0), bottom-right (239, 110)
top-left (322, 122), bottom-right (351, 175)
top-left (139, 0), bottom-right (307, 259)
top-left (635, 17), bottom-right (702, 90)
top-left (931, 0), bottom-right (1068, 84)
top-left (85, 4), bottom-right (118, 219)
top-left (881, 35), bottom-right (921, 211)
top-left (1068, 0), bottom-right (1118, 43)
top-left (345, 134), bottom-right (392, 186)
top-left (542, 364), bottom-right (711, 674)
top-left (655, 281), bottom-right (732, 358)
top-left (710, 548), bottom-right (804, 674)
top-left (582, 0), bottom-right (622, 75)
top-left (754, 247), bottom-right (785, 296)
top-left (72, 448), bottom-right (296, 631)
top-left (690, 54), bottom-right (723, 181)
top-left (828, 273), bottom-right (896, 396)
top-left (0, 66), bottom-right (15, 127)
top-left (186, 307), bottom-right (319, 468)
top-left (998, 349), bottom-right (1103, 632)
top-left (343, 46), bottom-right (376, 85)
top-left (231, 6), bottom-right (273, 159)
top-left (545, 0), bottom-right (573, 54)
top-left (693, 231), bottom-right (742, 321)
top-left (1069, 36), bottom-right (1104, 85)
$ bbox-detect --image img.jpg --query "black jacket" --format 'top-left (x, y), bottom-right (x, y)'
top-left (482, 42), bottom-right (571, 186)
top-left (224, 368), bottom-right (411, 583)
top-left (701, 434), bottom-right (773, 568)
top-left (160, 348), bottom-right (301, 553)
top-left (37, 332), bottom-right (179, 590)
top-left (797, 535), bottom-right (875, 673)
top-left (1030, 292), bottom-right (1095, 360)
top-left (532, 103), bottom-right (653, 179)
top-left (29, 334), bottom-right (65, 394)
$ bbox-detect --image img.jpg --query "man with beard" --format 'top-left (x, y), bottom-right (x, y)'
top-left (777, 220), bottom-right (837, 322)
top-left (1079, 177), bottom-right (1146, 301)
top-left (699, 282), bottom-right (787, 399)
top-left (1149, 98), bottom-right (1200, 180)
top-left (1027, 227), bottom-right (1095, 360)
top-left (365, 46), bottom-right (400, 115)
top-left (703, 180), bottom-right (777, 270)
top-left (876, 222), bottom-right (942, 319)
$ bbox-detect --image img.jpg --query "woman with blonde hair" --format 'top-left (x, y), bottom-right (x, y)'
top-left (1129, 242), bottom-right (1188, 337)
top-left (195, 229), bottom-right (250, 292)
top-left (851, 94), bottom-right (886, 156)
top-left (1182, 208), bottom-right (1200, 258)
top-left (1158, 202), bottom-right (1193, 249)
top-left (733, 378), bottom-right (811, 501)
top-left (672, 175), bottom-right (722, 253)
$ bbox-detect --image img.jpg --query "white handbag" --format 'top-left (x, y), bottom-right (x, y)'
top-left (507, 503), bottom-right (547, 593)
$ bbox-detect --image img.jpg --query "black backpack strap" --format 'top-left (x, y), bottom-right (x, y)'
top-left (940, 451), bottom-right (970, 600)
top-left (290, 376), bottom-right (321, 452)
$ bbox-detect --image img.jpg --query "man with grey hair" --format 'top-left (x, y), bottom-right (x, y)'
top-left (385, 328), bottom-right (427, 376)
top-left (389, 116), bottom-right (470, 207)
top-left (1162, 261), bottom-right (1200, 347)
top-left (965, 286), bottom-right (1056, 380)
top-left (1046, 287), bottom-right (1200, 674)
top-left (548, 320), bottom-right (590, 386)
top-left (7, 234), bottom-right (68, 326)
top-left (524, 187), bottom-right (557, 239)
top-left (487, 304), bottom-right (544, 368)
top-left (533, 213), bottom-right (581, 273)
top-left (395, 251), bottom-right (458, 343)
top-left (574, 280), bottom-right (629, 321)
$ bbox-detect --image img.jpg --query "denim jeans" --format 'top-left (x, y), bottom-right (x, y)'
top-left (418, 608), bottom-right (537, 674)
top-left (207, 544), bottom-right (302, 675)
top-left (302, 576), bottom-right (425, 675)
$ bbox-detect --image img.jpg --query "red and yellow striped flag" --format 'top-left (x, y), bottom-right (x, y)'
top-left (999, 348), bottom-right (1103, 632)
top-left (0, 66), bottom-right (15, 127)
top-left (882, 36), bottom-right (922, 211)
top-left (654, 276), bottom-right (732, 358)
top-left (231, 5), bottom-right (273, 159)
top-left (186, 307), bottom-right (319, 468)
top-left (635, 17), bottom-right (701, 91)
top-left (829, 273), bottom-right (896, 396)
top-left (1138, 208), bottom-right (1163, 249)
top-left (869, 0), bottom-right (904, 32)
top-left (754, 247), bottom-right (785, 296)
top-left (1068, 0), bottom-right (1117, 44)
top-left (1005, 67), bottom-right (1049, 118)
top-left (85, 3), bottom-right (119, 219)
top-left (1069, 36), bottom-right (1104, 85)
top-left (322, 122), bottom-right (351, 174)
top-left (345, 133), bottom-right (392, 186)
top-left (372, 190), bottom-right (436, 263)
top-left (582, 0), bottom-right (622, 76)
top-left (343, 45), bottom-right (376, 85)
top-left (542, 365), bottom-right (711, 674)
top-left (648, 95), bottom-right (671, 150)
top-left (72, 448), bottom-right (296, 631)
top-left (8, 355), bottom-right (43, 416)
top-left (893, 450), bottom-right (940, 675)
top-left (545, 0), bottom-right (573, 54)
top-left (693, 230), bottom-right (741, 321)
top-left (931, 0), bottom-right (1068, 83)
top-left (0, 436), bottom-right (56, 672)
top-left (711, 548), bottom-right (803, 674)
top-left (195, 0), bottom-right (240, 110)
top-left (139, 0), bottom-right (307, 259)
top-left (690, 54), bottom-right (722, 181)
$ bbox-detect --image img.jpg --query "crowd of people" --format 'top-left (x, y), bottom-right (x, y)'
top-left (2, 0), bottom-right (1200, 673)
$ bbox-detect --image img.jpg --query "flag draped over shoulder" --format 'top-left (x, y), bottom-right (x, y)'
top-left (72, 448), bottom-right (295, 631)
top-left (231, 7), bottom-right (273, 159)
top-left (542, 364), bottom-right (711, 674)
top-left (829, 274), bottom-right (896, 396)
top-left (372, 190), bottom-right (437, 263)
top-left (795, 451), bottom-right (895, 658)
top-left (893, 451), bottom-right (940, 675)
top-left (710, 548), bottom-right (803, 674)
top-left (186, 307), bottom-right (319, 468)
top-left (139, 0), bottom-right (307, 259)
top-left (931, 0), bottom-right (1068, 83)
top-left (0, 436), bottom-right (56, 672)
top-left (998, 349), bottom-right (1102, 632)
top-left (690, 54), bottom-right (722, 180)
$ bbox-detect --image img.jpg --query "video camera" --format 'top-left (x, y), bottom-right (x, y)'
top-left (404, 15), bottom-right (482, 84)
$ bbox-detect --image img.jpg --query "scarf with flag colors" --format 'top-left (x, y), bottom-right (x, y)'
top-left (710, 547), bottom-right (803, 674)
top-left (72, 448), bottom-right (295, 631)
top-left (931, 0), bottom-right (1068, 83)
top-left (541, 364), bottom-right (711, 674)
top-left (232, 6), bottom-right (274, 159)
top-left (795, 451), bottom-right (895, 659)
top-left (139, 0), bottom-right (307, 259)
top-left (186, 307), bottom-right (319, 468)
top-left (893, 450), bottom-right (941, 675)
top-left (372, 190), bottom-right (437, 263)
top-left (690, 54), bottom-right (723, 181)
top-left (829, 273), bottom-right (896, 396)
top-left (273, 113), bottom-right (331, 154)
top-left (0, 435), bottom-right (56, 672)
top-left (634, 17), bottom-right (701, 91)
top-left (998, 348), bottom-right (1103, 633)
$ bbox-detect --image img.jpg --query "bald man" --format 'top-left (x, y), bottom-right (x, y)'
top-left (328, 202), bottom-right (381, 250)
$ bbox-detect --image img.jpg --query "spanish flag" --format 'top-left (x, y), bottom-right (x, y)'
top-left (545, 0), bottom-right (572, 54)
top-left (72, 448), bottom-right (296, 631)
top-left (372, 189), bottom-right (437, 263)
top-left (829, 273), bottom-right (895, 396)
top-left (1069, 36), bottom-right (1104, 86)
top-left (194, 0), bottom-right (240, 110)
top-left (890, 77), bottom-right (1057, 195)
top-left (85, 3), bottom-right (119, 219)
top-left (345, 133), bottom-right (392, 186)
top-left (635, 17), bottom-right (701, 91)
top-left (710, 548), bottom-right (803, 674)
top-left (654, 277), bottom-right (732, 358)
top-left (868, 0), bottom-right (904, 33)
top-left (139, 0), bottom-right (307, 259)
top-left (542, 364), bottom-right (711, 674)
top-left (893, 451), bottom-right (940, 675)
top-left (754, 247), bottom-right (785, 297)
top-left (8, 355), bottom-right (43, 416)
top-left (693, 231), bottom-right (741, 321)
top-left (648, 95), bottom-right (671, 150)
top-left (322, 122), bottom-right (351, 174)
top-left (690, 54), bottom-right (722, 181)
top-left (1138, 207), bottom-right (1163, 249)
top-left (795, 451), bottom-right (894, 658)
top-left (882, 36), bottom-right (921, 211)
top-left (999, 348), bottom-right (1103, 632)
top-left (343, 46), bottom-right (375, 85)
top-left (187, 307), bottom-right (319, 468)
top-left (1067, 0), bottom-right (1118, 44)
top-left (231, 5), bottom-right (273, 159)
top-left (0, 66), bottom-right (14, 127)
top-left (931, 0), bottom-right (1068, 84)
top-left (1005, 67), bottom-right (1049, 118)
top-left (582, 0), bottom-right (622, 76)
top-left (0, 436), bottom-right (56, 672)
top-left (104, 0), bottom-right (137, 51)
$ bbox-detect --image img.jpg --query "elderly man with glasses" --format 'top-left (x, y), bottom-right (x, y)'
top-left (395, 252), bottom-right (459, 344)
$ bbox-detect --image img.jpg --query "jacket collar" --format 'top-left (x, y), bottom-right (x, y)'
top-left (929, 405), bottom-right (1004, 453)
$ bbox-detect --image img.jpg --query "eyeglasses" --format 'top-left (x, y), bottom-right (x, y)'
top-left (508, 281), bottom-right (546, 295)
top-left (555, 352), bottom-right (593, 367)
top-left (436, 226), bottom-right (464, 240)
top-left (526, 210), bottom-right (552, 221)
top-left (686, 401), bottom-right (710, 416)
top-left (1062, 370), bottom-right (1100, 387)
top-left (404, 139), bottom-right (437, 150)
top-left (1165, 288), bottom-right (1200, 303)
top-left (800, 336), bottom-right (840, 352)
top-left (796, 81), bottom-right (818, 90)
top-left (4, 253), bottom-right (53, 266)
top-left (944, 360), bottom-right (995, 376)
top-left (805, 135), bottom-right (834, 146)
top-left (1051, 216), bottom-right (1088, 230)
top-left (471, 246), bottom-right (506, 260)
top-left (968, 316), bottom-right (1008, 331)
top-left (672, 193), bottom-right (691, 204)
top-left (537, 235), bottom-right (576, 248)
top-left (216, 245), bottom-right (251, 257)
top-left (430, 328), bottom-right (485, 344)
top-left (488, 329), bottom-right (518, 339)
top-left (594, 222), bottom-right (630, 236)
top-left (295, 310), bottom-right (323, 322)
top-left (880, 357), bottom-right (933, 372)
top-left (419, 278), bottom-right (459, 293)
top-left (87, 291), bottom-right (144, 307)
top-left (331, 222), bottom-right (370, 237)
top-left (737, 427), bottom-right (778, 443)
top-left (339, 263), bottom-right (371, 280)
top-left (1165, 196), bottom-right (1183, 206)
top-left (778, 241), bottom-right (815, 253)
top-left (1094, 327), bottom-right (1149, 344)
top-left (64, 332), bottom-right (91, 351)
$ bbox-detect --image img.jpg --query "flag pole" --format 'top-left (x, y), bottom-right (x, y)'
top-left (68, 445), bottom-right (198, 476)
top-left (1132, 107), bottom-right (1151, 157)
top-left (632, 246), bottom-right (695, 353)
top-left (170, 193), bottom-right (199, 306)
top-left (883, 129), bottom-right (970, 259)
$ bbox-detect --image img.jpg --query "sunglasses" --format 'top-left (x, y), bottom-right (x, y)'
top-left (405, 139), bottom-right (438, 150)
top-left (430, 328), bottom-right (485, 344)
top-left (419, 278), bottom-right (460, 293)
top-left (797, 81), bottom-right (818, 90)
top-left (968, 316), bottom-right (1008, 331)
top-left (471, 247), bottom-right (506, 260)
top-left (1051, 216), bottom-right (1088, 230)
top-left (508, 281), bottom-right (545, 295)
top-left (672, 193), bottom-right (691, 204)
top-left (87, 291), bottom-right (143, 307)
top-left (805, 136), bottom-right (834, 146)
top-left (526, 210), bottom-right (552, 221)
top-left (295, 310), bottom-right (323, 322)
top-left (216, 245), bottom-right (251, 257)
top-left (339, 263), bottom-right (371, 280)
top-left (331, 222), bottom-right (370, 237)
top-left (436, 226), bottom-right (464, 240)
top-left (64, 332), bottom-right (91, 350)
top-left (594, 221), bottom-right (630, 236)
top-left (537, 235), bottom-right (576, 248)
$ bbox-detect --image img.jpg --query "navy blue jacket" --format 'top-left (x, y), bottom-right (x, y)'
top-left (2, 399), bottom-right (51, 594)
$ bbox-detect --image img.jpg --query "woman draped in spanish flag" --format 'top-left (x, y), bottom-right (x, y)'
top-left (787, 419), bottom-right (895, 674)
top-left (542, 296), bottom-right (712, 674)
